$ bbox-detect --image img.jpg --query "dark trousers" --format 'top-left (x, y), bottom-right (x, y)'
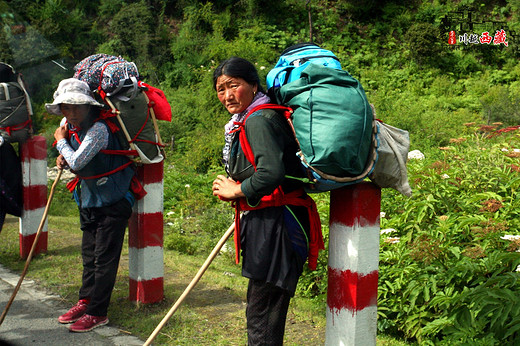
top-left (78, 198), bottom-right (132, 316)
top-left (246, 279), bottom-right (292, 346)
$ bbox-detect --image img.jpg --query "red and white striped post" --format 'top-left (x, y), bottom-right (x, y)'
top-left (128, 161), bottom-right (164, 303)
top-left (326, 182), bottom-right (381, 345)
top-left (19, 135), bottom-right (48, 258)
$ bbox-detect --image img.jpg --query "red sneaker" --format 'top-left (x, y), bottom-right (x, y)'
top-left (58, 299), bottom-right (89, 324)
top-left (68, 314), bottom-right (108, 332)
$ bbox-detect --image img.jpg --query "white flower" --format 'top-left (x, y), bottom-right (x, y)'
top-left (502, 148), bottom-right (509, 152)
top-left (516, 265), bottom-right (520, 272)
top-left (260, 66), bottom-right (266, 70)
top-left (166, 222), bottom-right (174, 226)
top-left (408, 150), bottom-right (425, 160)
top-left (380, 212), bottom-right (386, 218)
top-left (381, 228), bottom-right (396, 235)
top-left (501, 235), bottom-right (520, 241)
top-left (167, 211), bottom-right (175, 216)
top-left (223, 271), bottom-right (236, 277)
top-left (185, 184), bottom-right (190, 188)
top-left (222, 243), bottom-right (233, 253)
top-left (441, 174), bottom-right (450, 179)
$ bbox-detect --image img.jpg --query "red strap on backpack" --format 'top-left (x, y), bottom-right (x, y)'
top-left (0, 119), bottom-right (32, 136)
top-left (234, 103), bottom-right (293, 168)
top-left (229, 103), bottom-right (323, 267)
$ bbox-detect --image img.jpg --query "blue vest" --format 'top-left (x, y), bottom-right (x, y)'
top-left (69, 120), bottom-right (135, 208)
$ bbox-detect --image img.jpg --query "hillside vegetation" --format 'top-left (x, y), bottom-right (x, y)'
top-left (2, 0), bottom-right (520, 343)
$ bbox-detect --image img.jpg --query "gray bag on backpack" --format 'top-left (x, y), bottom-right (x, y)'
top-left (369, 120), bottom-right (412, 197)
top-left (0, 63), bottom-right (32, 143)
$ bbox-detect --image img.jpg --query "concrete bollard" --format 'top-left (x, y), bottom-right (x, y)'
top-left (128, 161), bottom-right (164, 303)
top-left (19, 136), bottom-right (48, 258)
top-left (326, 182), bottom-right (381, 345)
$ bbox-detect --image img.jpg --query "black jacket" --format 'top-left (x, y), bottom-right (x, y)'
top-left (0, 142), bottom-right (23, 217)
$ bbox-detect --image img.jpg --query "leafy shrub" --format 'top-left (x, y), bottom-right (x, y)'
top-left (162, 160), bottom-right (233, 255)
top-left (480, 85), bottom-right (520, 126)
top-left (99, 1), bottom-right (154, 65)
top-left (404, 23), bottom-right (445, 67)
top-left (377, 129), bottom-right (520, 343)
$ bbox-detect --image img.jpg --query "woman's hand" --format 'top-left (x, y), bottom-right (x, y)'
top-left (212, 175), bottom-right (244, 200)
top-left (56, 154), bottom-right (68, 170)
top-left (54, 124), bottom-right (68, 142)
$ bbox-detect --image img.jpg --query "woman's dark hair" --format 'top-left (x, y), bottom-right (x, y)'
top-left (213, 57), bottom-right (265, 93)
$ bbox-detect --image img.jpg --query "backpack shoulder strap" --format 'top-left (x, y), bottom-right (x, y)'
top-left (245, 103), bottom-right (293, 121)
top-left (237, 103), bottom-right (293, 168)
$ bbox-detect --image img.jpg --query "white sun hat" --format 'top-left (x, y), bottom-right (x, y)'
top-left (45, 78), bottom-right (105, 115)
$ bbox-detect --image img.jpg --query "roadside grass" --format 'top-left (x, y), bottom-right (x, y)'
top-left (0, 213), bottom-right (327, 345)
top-left (0, 185), bottom-right (409, 345)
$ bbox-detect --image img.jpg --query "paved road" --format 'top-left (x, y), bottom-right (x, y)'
top-left (0, 264), bottom-right (143, 346)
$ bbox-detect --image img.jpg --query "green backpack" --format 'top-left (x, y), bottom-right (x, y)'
top-left (268, 44), bottom-right (375, 191)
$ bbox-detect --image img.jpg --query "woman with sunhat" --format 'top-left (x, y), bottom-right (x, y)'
top-left (46, 78), bottom-right (137, 332)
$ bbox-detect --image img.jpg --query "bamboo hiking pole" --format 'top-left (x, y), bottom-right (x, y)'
top-left (142, 92), bottom-right (166, 159)
top-left (142, 92), bottom-right (164, 147)
top-left (143, 221), bottom-right (237, 346)
top-left (0, 168), bottom-right (63, 327)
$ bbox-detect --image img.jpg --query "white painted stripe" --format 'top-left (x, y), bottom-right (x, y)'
top-left (325, 305), bottom-right (377, 346)
top-left (19, 207), bottom-right (48, 236)
top-left (22, 160), bottom-right (47, 187)
top-left (128, 246), bottom-right (164, 281)
top-left (138, 182), bottom-right (163, 214)
top-left (328, 222), bottom-right (380, 275)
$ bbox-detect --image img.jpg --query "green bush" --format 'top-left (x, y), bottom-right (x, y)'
top-left (377, 129), bottom-right (520, 342)
top-left (404, 23), bottom-right (445, 67)
top-left (480, 85), bottom-right (520, 126)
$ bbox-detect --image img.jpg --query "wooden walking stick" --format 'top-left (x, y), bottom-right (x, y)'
top-left (0, 168), bottom-right (62, 326)
top-left (143, 221), bottom-right (237, 346)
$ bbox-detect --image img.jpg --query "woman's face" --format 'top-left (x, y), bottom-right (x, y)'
top-left (216, 75), bottom-right (257, 114)
top-left (60, 104), bottom-right (90, 127)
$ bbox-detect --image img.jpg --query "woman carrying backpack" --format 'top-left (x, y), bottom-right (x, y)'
top-left (212, 57), bottom-right (323, 345)
top-left (46, 78), bottom-right (137, 332)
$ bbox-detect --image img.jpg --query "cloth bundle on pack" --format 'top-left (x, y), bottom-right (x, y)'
top-left (369, 106), bottom-right (412, 197)
top-left (0, 63), bottom-right (33, 143)
top-left (267, 43), bottom-right (376, 192)
top-left (74, 54), bottom-right (140, 100)
top-left (73, 54), bottom-right (171, 164)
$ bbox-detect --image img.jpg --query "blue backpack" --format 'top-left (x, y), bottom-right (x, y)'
top-left (266, 43), bottom-right (377, 192)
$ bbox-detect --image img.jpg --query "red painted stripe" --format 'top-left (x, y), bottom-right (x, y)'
top-left (128, 212), bottom-right (163, 248)
top-left (327, 267), bottom-right (378, 312)
top-left (137, 161), bottom-right (163, 184)
top-left (21, 136), bottom-right (47, 161)
top-left (330, 182), bottom-right (381, 227)
top-left (19, 232), bottom-right (48, 259)
top-left (23, 185), bottom-right (47, 210)
top-left (129, 277), bottom-right (164, 303)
